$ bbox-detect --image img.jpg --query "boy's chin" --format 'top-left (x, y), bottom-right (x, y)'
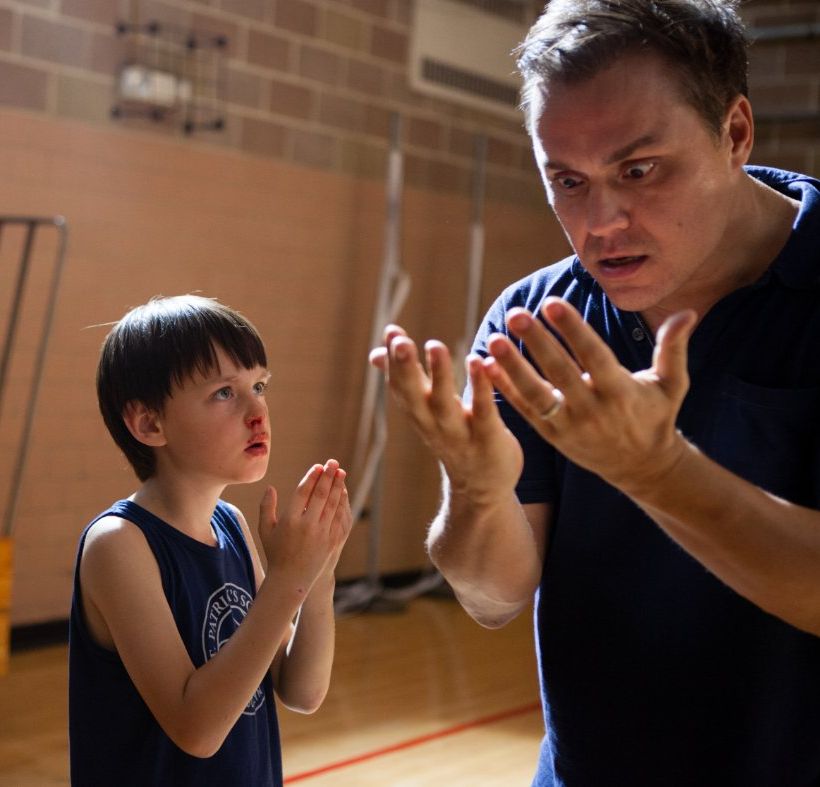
top-left (248, 463), bottom-right (271, 484)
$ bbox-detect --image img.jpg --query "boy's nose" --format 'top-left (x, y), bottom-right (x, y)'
top-left (246, 413), bottom-right (264, 429)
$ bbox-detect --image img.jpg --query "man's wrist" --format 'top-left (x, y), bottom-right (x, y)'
top-left (614, 431), bottom-right (693, 503)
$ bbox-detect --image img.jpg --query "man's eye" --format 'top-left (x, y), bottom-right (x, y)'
top-left (554, 175), bottom-right (582, 190)
top-left (624, 162), bottom-right (654, 179)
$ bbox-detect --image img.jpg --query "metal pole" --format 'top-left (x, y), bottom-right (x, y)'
top-left (1, 216), bottom-right (69, 538)
top-left (0, 221), bottom-right (37, 406)
top-left (464, 134), bottom-right (487, 353)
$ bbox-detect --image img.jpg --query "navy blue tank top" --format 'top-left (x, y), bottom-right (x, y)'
top-left (69, 500), bottom-right (282, 786)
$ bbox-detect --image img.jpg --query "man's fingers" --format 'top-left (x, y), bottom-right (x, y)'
top-left (425, 341), bottom-right (461, 416)
top-left (382, 323), bottom-right (407, 344)
top-left (485, 333), bottom-right (560, 423)
top-left (654, 310), bottom-right (697, 395)
top-left (388, 335), bottom-right (428, 389)
top-left (370, 324), bottom-right (410, 372)
top-left (538, 299), bottom-right (624, 393)
top-left (369, 346), bottom-right (387, 370)
top-left (467, 354), bottom-right (505, 430)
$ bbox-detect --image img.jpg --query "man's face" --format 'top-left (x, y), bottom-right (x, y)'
top-left (532, 52), bottom-right (743, 326)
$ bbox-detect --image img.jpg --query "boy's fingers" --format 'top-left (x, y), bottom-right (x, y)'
top-left (321, 469), bottom-right (347, 522)
top-left (338, 489), bottom-right (353, 537)
top-left (303, 460), bottom-right (338, 516)
top-left (259, 485), bottom-right (277, 525)
top-left (293, 465), bottom-right (324, 510)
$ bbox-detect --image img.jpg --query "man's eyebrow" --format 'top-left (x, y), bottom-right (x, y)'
top-left (543, 134), bottom-right (658, 171)
top-left (604, 134), bottom-right (657, 165)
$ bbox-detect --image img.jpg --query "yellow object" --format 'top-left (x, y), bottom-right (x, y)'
top-left (0, 538), bottom-right (12, 676)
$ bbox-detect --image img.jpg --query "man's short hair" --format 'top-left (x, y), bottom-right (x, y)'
top-left (516, 0), bottom-right (749, 135)
top-left (97, 295), bottom-right (267, 481)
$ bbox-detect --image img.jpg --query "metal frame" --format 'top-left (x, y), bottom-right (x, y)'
top-left (0, 216), bottom-right (69, 538)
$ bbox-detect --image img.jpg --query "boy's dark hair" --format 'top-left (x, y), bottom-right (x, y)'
top-left (97, 295), bottom-right (267, 481)
top-left (516, 0), bottom-right (749, 136)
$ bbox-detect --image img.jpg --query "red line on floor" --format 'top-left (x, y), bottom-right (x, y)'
top-left (283, 701), bottom-right (542, 783)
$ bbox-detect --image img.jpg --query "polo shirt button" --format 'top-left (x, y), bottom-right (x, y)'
top-left (631, 327), bottom-right (645, 341)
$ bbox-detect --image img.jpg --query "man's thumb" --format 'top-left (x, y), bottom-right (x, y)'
top-left (654, 310), bottom-right (697, 392)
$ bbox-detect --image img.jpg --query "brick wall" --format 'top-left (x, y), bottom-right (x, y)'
top-left (744, 1), bottom-right (820, 175)
top-left (0, 0), bottom-right (816, 183)
top-left (0, 0), bottom-right (817, 626)
top-left (0, 0), bottom-right (547, 204)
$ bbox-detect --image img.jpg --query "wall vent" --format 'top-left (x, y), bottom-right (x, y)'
top-left (409, 0), bottom-right (530, 119)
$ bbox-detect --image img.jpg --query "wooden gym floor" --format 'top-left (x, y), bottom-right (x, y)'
top-left (0, 596), bottom-right (543, 786)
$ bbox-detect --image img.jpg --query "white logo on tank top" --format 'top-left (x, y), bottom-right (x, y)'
top-left (202, 582), bottom-right (265, 715)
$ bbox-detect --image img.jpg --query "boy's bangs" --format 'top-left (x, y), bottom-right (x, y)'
top-left (169, 305), bottom-right (268, 387)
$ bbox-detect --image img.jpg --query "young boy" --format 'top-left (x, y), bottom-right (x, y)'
top-left (69, 294), bottom-right (352, 786)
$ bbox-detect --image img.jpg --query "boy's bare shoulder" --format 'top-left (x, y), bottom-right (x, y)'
top-left (83, 514), bottom-right (148, 554)
top-left (81, 514), bottom-right (157, 586)
top-left (79, 514), bottom-right (161, 650)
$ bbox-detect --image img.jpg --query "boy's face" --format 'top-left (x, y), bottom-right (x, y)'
top-left (154, 344), bottom-right (271, 487)
top-left (531, 51), bottom-right (745, 325)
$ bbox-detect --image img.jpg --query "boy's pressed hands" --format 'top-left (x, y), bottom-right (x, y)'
top-left (259, 460), bottom-right (352, 594)
top-left (369, 324), bottom-right (523, 505)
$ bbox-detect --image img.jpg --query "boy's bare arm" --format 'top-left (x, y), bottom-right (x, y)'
top-left (80, 463), bottom-right (347, 758)
top-left (234, 479), bottom-right (353, 713)
top-left (270, 485), bottom-right (352, 713)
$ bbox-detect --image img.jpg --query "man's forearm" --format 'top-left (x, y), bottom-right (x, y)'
top-left (625, 438), bottom-right (820, 635)
top-left (427, 480), bottom-right (544, 628)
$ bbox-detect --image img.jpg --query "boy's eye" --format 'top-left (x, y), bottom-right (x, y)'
top-left (253, 381), bottom-right (268, 396)
top-left (214, 387), bottom-right (233, 401)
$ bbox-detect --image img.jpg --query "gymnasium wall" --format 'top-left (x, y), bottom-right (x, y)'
top-left (0, 0), bottom-right (818, 626)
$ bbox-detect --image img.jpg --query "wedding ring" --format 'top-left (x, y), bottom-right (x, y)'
top-left (538, 391), bottom-right (564, 421)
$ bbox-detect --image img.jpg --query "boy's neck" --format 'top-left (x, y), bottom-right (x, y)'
top-left (131, 475), bottom-right (226, 545)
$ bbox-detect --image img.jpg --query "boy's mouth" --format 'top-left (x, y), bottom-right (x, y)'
top-left (245, 433), bottom-right (269, 453)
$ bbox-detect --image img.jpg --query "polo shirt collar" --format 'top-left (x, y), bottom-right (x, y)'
top-left (750, 166), bottom-right (820, 290)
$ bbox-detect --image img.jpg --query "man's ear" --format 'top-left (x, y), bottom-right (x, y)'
top-left (122, 401), bottom-right (167, 447)
top-left (722, 94), bottom-right (754, 170)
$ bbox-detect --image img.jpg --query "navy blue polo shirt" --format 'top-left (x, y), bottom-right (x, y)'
top-left (471, 167), bottom-right (820, 786)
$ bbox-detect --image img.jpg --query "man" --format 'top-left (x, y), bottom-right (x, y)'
top-left (370, 0), bottom-right (820, 784)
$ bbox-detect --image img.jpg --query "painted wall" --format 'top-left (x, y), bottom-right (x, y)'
top-left (0, 0), bottom-right (817, 625)
top-left (0, 109), bottom-right (566, 624)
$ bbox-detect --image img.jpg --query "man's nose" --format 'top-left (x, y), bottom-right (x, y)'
top-left (586, 185), bottom-right (630, 236)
